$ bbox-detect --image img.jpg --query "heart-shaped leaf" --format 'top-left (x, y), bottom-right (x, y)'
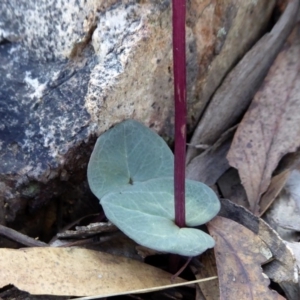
top-left (101, 177), bottom-right (220, 256)
top-left (88, 120), bottom-right (174, 199)
top-left (88, 120), bottom-right (220, 256)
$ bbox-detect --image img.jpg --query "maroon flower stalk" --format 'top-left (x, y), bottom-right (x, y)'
top-left (172, 0), bottom-right (187, 228)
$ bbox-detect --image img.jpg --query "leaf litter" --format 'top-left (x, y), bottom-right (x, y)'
top-left (217, 168), bottom-right (250, 210)
top-left (262, 169), bottom-right (300, 299)
top-left (259, 170), bottom-right (291, 217)
top-left (186, 126), bottom-right (235, 186)
top-left (186, 0), bottom-right (299, 163)
top-left (264, 169), bottom-right (300, 241)
top-left (207, 216), bottom-right (286, 300)
top-left (227, 22), bottom-right (300, 214)
top-left (1, 3), bottom-right (300, 300)
top-left (0, 247), bottom-right (186, 297)
top-left (219, 198), bottom-right (298, 284)
top-left (190, 250), bottom-right (220, 300)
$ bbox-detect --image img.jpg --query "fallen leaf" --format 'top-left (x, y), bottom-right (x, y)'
top-left (260, 149), bottom-right (300, 218)
top-left (285, 242), bottom-right (300, 270)
top-left (263, 186), bottom-right (300, 242)
top-left (281, 242), bottom-right (300, 300)
top-left (217, 168), bottom-right (250, 209)
top-left (285, 169), bottom-right (300, 211)
top-left (219, 198), bottom-right (298, 283)
top-left (275, 148), bottom-right (300, 174)
top-left (186, 126), bottom-right (235, 186)
top-left (186, 0), bottom-right (299, 163)
top-left (191, 250), bottom-right (219, 300)
top-left (227, 23), bottom-right (300, 214)
top-left (207, 216), bottom-right (285, 300)
top-left (259, 170), bottom-right (291, 216)
top-left (195, 285), bottom-right (207, 300)
top-left (278, 281), bottom-right (300, 300)
top-left (0, 247), bottom-right (184, 297)
top-left (75, 277), bottom-right (218, 300)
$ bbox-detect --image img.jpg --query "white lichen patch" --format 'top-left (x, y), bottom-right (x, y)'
top-left (22, 129), bottom-right (36, 153)
top-left (39, 122), bottom-right (61, 159)
top-left (24, 71), bottom-right (47, 100)
top-left (7, 44), bottom-right (21, 56)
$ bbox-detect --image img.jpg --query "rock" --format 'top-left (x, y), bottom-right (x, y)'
top-left (0, 0), bottom-right (275, 236)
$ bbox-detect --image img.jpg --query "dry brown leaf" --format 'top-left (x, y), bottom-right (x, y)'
top-left (217, 168), bottom-right (250, 209)
top-left (186, 0), bottom-right (299, 163)
top-left (227, 23), bottom-right (300, 214)
top-left (75, 277), bottom-right (219, 300)
top-left (0, 247), bottom-right (185, 297)
top-left (191, 250), bottom-right (219, 300)
top-left (186, 126), bottom-right (235, 185)
top-left (285, 242), bottom-right (300, 270)
top-left (281, 242), bottom-right (300, 300)
top-left (279, 281), bottom-right (300, 300)
top-left (275, 149), bottom-right (300, 174)
top-left (195, 285), bottom-right (207, 300)
top-left (219, 198), bottom-right (298, 283)
top-left (264, 189), bottom-right (300, 241)
top-left (207, 216), bottom-right (285, 300)
top-left (259, 170), bottom-right (291, 216)
top-left (262, 170), bottom-right (300, 299)
top-left (285, 169), bottom-right (300, 211)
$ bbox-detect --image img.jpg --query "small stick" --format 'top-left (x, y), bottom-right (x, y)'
top-left (0, 224), bottom-right (48, 247)
top-left (55, 237), bottom-right (100, 248)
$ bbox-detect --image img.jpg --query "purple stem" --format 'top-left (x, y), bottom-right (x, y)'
top-left (172, 0), bottom-right (187, 228)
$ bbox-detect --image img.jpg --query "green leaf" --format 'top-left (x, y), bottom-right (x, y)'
top-left (101, 177), bottom-right (220, 256)
top-left (88, 120), bottom-right (220, 256)
top-left (88, 120), bottom-right (174, 199)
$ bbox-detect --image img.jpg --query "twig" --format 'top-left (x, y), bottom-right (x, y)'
top-left (55, 237), bottom-right (100, 248)
top-left (0, 224), bottom-right (48, 247)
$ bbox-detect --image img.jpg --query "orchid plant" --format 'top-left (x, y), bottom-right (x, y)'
top-left (87, 0), bottom-right (220, 257)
